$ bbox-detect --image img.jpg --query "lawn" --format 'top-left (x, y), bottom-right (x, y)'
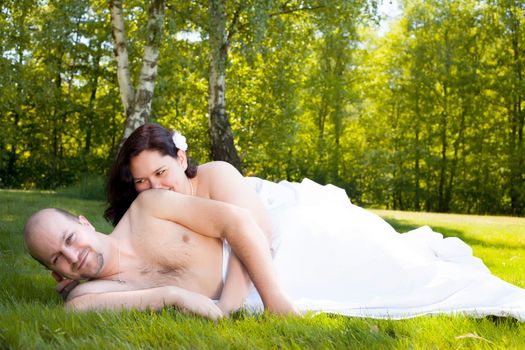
top-left (1, 189), bottom-right (524, 349)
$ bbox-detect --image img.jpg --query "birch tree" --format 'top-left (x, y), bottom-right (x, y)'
top-left (109, 0), bottom-right (166, 142)
top-left (207, 0), bottom-right (243, 170)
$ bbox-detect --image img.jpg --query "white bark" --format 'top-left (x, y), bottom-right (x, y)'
top-left (110, 0), bottom-right (166, 142)
top-left (123, 39), bottom-right (161, 139)
top-left (109, 0), bottom-right (134, 116)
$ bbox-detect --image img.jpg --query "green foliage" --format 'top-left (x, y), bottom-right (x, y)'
top-left (356, 0), bottom-right (525, 215)
top-left (2, 191), bottom-right (525, 349)
top-left (1, 0), bottom-right (523, 215)
top-left (56, 176), bottom-right (106, 201)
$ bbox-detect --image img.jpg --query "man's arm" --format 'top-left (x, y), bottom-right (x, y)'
top-left (135, 190), bottom-right (296, 315)
top-left (65, 281), bottom-right (223, 320)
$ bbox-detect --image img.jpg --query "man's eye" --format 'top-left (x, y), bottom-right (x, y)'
top-left (65, 234), bottom-right (73, 245)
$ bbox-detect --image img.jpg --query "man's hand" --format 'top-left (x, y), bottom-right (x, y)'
top-left (51, 271), bottom-right (79, 300)
top-left (175, 288), bottom-right (224, 321)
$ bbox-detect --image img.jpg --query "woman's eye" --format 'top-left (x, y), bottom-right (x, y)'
top-left (134, 179), bottom-right (145, 184)
top-left (157, 169), bottom-right (166, 176)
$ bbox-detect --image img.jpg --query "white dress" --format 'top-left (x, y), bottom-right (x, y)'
top-left (236, 177), bottom-right (525, 320)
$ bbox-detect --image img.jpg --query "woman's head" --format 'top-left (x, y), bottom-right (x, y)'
top-left (104, 123), bottom-right (197, 225)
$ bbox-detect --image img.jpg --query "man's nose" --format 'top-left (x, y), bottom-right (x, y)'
top-left (62, 247), bottom-right (78, 264)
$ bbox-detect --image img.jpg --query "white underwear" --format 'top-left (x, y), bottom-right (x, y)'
top-left (222, 240), bottom-right (231, 283)
top-left (213, 240), bottom-right (231, 305)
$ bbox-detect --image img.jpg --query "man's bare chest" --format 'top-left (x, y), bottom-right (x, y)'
top-left (122, 220), bottom-right (224, 295)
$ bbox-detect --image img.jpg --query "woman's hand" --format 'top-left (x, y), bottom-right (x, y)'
top-left (264, 292), bottom-right (300, 316)
top-left (52, 271), bottom-right (79, 300)
top-left (216, 298), bottom-right (242, 317)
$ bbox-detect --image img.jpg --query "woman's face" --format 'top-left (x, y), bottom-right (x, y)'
top-left (129, 149), bottom-right (189, 194)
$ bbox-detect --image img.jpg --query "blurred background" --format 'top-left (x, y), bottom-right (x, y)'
top-left (0, 0), bottom-right (523, 215)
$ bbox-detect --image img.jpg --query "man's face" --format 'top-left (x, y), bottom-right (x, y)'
top-left (26, 211), bottom-right (105, 281)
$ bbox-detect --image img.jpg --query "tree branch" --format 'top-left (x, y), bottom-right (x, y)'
top-left (270, 5), bottom-right (325, 17)
top-left (225, 2), bottom-right (243, 49)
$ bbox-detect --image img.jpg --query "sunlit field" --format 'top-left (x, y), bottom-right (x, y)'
top-left (1, 190), bottom-right (524, 349)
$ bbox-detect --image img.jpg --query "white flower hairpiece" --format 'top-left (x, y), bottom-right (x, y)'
top-left (172, 130), bottom-right (188, 151)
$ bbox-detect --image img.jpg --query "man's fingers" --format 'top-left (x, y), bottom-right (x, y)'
top-left (56, 279), bottom-right (79, 300)
top-left (51, 271), bottom-right (63, 282)
top-left (205, 305), bottom-right (224, 321)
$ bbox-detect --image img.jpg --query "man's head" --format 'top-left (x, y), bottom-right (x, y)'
top-left (24, 208), bottom-right (105, 281)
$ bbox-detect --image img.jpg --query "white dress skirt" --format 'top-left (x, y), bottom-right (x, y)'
top-left (233, 177), bottom-right (525, 320)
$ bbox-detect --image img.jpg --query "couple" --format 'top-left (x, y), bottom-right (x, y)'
top-left (24, 124), bottom-right (525, 321)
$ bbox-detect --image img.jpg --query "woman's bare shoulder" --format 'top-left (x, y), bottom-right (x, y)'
top-left (198, 161), bottom-right (240, 175)
top-left (197, 162), bottom-right (244, 191)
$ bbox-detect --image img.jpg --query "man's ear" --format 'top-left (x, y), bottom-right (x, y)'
top-left (78, 215), bottom-right (95, 230)
top-left (176, 149), bottom-right (188, 171)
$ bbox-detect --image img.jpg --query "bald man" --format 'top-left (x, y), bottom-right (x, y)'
top-left (24, 189), bottom-right (295, 320)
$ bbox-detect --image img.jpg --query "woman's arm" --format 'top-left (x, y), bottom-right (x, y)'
top-left (65, 284), bottom-right (223, 320)
top-left (202, 162), bottom-right (273, 314)
top-left (216, 258), bottom-right (250, 315)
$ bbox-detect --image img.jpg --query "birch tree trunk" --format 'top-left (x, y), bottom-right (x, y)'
top-left (109, 0), bottom-right (134, 118)
top-left (207, 0), bottom-right (242, 171)
top-left (109, 0), bottom-right (166, 143)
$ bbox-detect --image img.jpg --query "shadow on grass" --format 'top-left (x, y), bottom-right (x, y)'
top-left (0, 272), bottom-right (60, 305)
top-left (383, 217), bottom-right (523, 251)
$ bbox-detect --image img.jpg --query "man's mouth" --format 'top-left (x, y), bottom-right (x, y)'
top-left (77, 249), bottom-right (88, 271)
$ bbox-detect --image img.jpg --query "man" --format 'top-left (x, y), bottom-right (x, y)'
top-left (24, 189), bottom-right (296, 320)
top-left (26, 180), bottom-right (525, 321)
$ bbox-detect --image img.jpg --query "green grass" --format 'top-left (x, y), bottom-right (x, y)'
top-left (1, 190), bottom-right (524, 349)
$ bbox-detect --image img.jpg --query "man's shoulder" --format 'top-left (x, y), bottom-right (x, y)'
top-left (132, 189), bottom-right (179, 209)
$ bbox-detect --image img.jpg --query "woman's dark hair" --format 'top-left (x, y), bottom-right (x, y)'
top-left (104, 123), bottom-right (198, 226)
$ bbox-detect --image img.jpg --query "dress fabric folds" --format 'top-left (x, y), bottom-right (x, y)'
top-left (241, 177), bottom-right (525, 320)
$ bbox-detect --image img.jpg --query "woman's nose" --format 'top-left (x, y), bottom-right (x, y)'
top-left (150, 180), bottom-right (162, 189)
